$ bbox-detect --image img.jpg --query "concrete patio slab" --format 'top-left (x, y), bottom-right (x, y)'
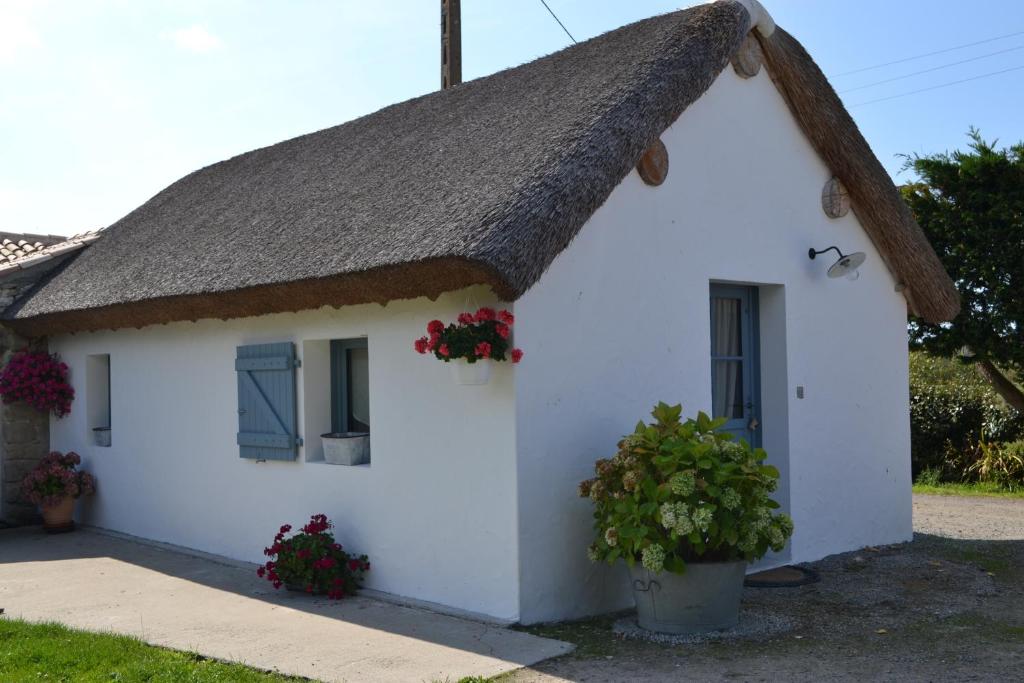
top-left (0, 527), bottom-right (572, 682)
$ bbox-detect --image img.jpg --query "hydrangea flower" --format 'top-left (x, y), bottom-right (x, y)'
top-left (20, 450), bottom-right (94, 508)
top-left (641, 544), bottom-right (666, 573)
top-left (753, 507), bottom-right (772, 531)
top-left (777, 513), bottom-right (794, 537)
top-left (720, 487), bottom-right (741, 510)
top-left (738, 532), bottom-right (758, 553)
top-left (673, 513), bottom-right (695, 537)
top-left (659, 503), bottom-right (677, 529)
top-left (692, 506), bottom-right (714, 532)
top-left (587, 544), bottom-right (601, 562)
top-left (669, 470), bottom-right (696, 496)
top-left (604, 527), bottom-right (619, 547)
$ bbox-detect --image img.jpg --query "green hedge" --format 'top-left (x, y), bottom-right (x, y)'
top-left (909, 352), bottom-right (1024, 480)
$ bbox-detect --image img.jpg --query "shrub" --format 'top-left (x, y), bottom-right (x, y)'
top-left (258, 514), bottom-right (369, 599)
top-left (909, 352), bottom-right (1024, 478)
top-left (414, 308), bottom-right (523, 363)
top-left (579, 402), bottom-right (792, 574)
top-left (0, 350), bottom-right (74, 417)
top-left (966, 438), bottom-right (1024, 491)
top-left (21, 451), bottom-right (96, 508)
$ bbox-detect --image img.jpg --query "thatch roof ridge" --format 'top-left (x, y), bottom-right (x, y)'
top-left (754, 27), bottom-right (959, 322)
top-left (3, 1), bottom-right (958, 334)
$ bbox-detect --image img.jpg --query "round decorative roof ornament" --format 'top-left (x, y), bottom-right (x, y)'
top-left (637, 139), bottom-right (668, 186)
top-left (731, 33), bottom-right (763, 79)
top-left (821, 177), bottom-right (850, 218)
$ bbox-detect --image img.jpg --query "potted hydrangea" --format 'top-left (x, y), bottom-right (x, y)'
top-left (21, 451), bottom-right (96, 532)
top-left (258, 514), bottom-right (370, 599)
top-left (579, 402), bottom-right (793, 635)
top-left (414, 307), bottom-right (523, 385)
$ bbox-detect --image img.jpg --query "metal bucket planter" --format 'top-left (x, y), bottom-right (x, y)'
top-left (321, 432), bottom-right (370, 465)
top-left (629, 561), bottom-right (746, 634)
top-left (451, 358), bottom-right (492, 385)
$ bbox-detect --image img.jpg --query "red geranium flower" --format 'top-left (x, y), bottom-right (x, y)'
top-left (475, 342), bottom-right (492, 358)
top-left (414, 337), bottom-right (429, 354)
top-left (474, 307), bottom-right (496, 322)
top-left (258, 514), bottom-right (370, 600)
top-left (498, 310), bottom-right (514, 325)
top-left (427, 319), bottom-right (445, 335)
top-left (511, 348), bottom-right (524, 363)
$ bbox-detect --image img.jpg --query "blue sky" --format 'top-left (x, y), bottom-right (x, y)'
top-left (2, 0), bottom-right (1023, 237)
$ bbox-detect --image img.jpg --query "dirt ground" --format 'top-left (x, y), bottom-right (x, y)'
top-left (510, 494), bottom-right (1024, 682)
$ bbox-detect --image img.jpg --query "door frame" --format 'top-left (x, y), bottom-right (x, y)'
top-left (709, 283), bottom-right (762, 448)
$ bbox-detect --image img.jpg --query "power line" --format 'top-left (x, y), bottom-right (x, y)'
top-left (538, 0), bottom-right (577, 44)
top-left (847, 64), bottom-right (1024, 107)
top-left (839, 44), bottom-right (1024, 93)
top-left (833, 29), bottom-right (1024, 78)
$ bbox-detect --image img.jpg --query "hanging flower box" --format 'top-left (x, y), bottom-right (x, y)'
top-left (0, 350), bottom-right (74, 417)
top-left (414, 307), bottom-right (523, 385)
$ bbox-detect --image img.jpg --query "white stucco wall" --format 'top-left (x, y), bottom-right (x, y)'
top-left (48, 288), bottom-right (521, 621)
top-left (513, 64), bottom-right (911, 623)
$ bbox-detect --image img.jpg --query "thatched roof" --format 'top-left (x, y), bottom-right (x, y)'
top-left (4, 1), bottom-right (958, 335)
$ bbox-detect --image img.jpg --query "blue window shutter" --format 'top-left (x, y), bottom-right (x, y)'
top-left (235, 342), bottom-right (300, 461)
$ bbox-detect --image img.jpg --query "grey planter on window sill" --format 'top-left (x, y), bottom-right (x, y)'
top-left (321, 432), bottom-right (369, 465)
top-left (93, 427), bottom-right (111, 447)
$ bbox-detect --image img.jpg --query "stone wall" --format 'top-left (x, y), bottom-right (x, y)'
top-left (0, 321), bottom-right (49, 524)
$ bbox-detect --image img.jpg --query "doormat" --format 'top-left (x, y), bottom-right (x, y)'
top-left (744, 565), bottom-right (820, 588)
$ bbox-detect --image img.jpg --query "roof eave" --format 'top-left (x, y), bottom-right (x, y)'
top-left (3, 256), bottom-right (515, 336)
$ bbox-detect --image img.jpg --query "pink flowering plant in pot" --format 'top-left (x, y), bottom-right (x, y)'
top-left (0, 350), bottom-right (74, 417)
top-left (414, 307), bottom-right (523, 365)
top-left (258, 514), bottom-right (369, 599)
top-left (21, 451), bottom-right (96, 530)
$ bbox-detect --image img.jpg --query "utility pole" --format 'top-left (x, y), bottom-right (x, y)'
top-left (441, 0), bottom-right (462, 89)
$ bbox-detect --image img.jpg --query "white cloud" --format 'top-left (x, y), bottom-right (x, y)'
top-left (0, 1), bottom-right (43, 65)
top-left (168, 24), bottom-right (223, 54)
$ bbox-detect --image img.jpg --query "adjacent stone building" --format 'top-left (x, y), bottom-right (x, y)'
top-left (0, 231), bottom-right (101, 523)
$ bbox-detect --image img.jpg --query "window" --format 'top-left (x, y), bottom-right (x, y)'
top-left (86, 354), bottom-right (111, 447)
top-left (709, 284), bottom-right (761, 448)
top-left (330, 339), bottom-right (370, 434)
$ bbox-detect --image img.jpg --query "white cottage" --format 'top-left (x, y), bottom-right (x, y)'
top-left (1, 1), bottom-right (958, 624)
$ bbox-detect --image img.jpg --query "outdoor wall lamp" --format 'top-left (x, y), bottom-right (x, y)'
top-left (808, 245), bottom-right (866, 281)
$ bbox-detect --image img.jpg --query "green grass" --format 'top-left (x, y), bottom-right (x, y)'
top-left (912, 482), bottom-right (1024, 498)
top-left (0, 618), bottom-right (307, 682)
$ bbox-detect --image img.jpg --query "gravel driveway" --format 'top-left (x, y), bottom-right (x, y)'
top-left (510, 494), bottom-right (1024, 682)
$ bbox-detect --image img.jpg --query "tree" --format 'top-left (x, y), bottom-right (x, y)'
top-left (902, 129), bottom-right (1024, 410)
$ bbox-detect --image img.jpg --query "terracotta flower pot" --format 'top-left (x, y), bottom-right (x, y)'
top-left (41, 496), bottom-right (76, 533)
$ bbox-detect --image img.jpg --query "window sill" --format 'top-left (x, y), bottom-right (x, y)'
top-left (306, 459), bottom-right (371, 469)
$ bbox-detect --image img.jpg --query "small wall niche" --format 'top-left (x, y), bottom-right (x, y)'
top-left (86, 354), bottom-right (111, 447)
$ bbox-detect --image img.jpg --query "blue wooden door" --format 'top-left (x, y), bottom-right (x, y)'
top-left (710, 285), bottom-right (761, 447)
